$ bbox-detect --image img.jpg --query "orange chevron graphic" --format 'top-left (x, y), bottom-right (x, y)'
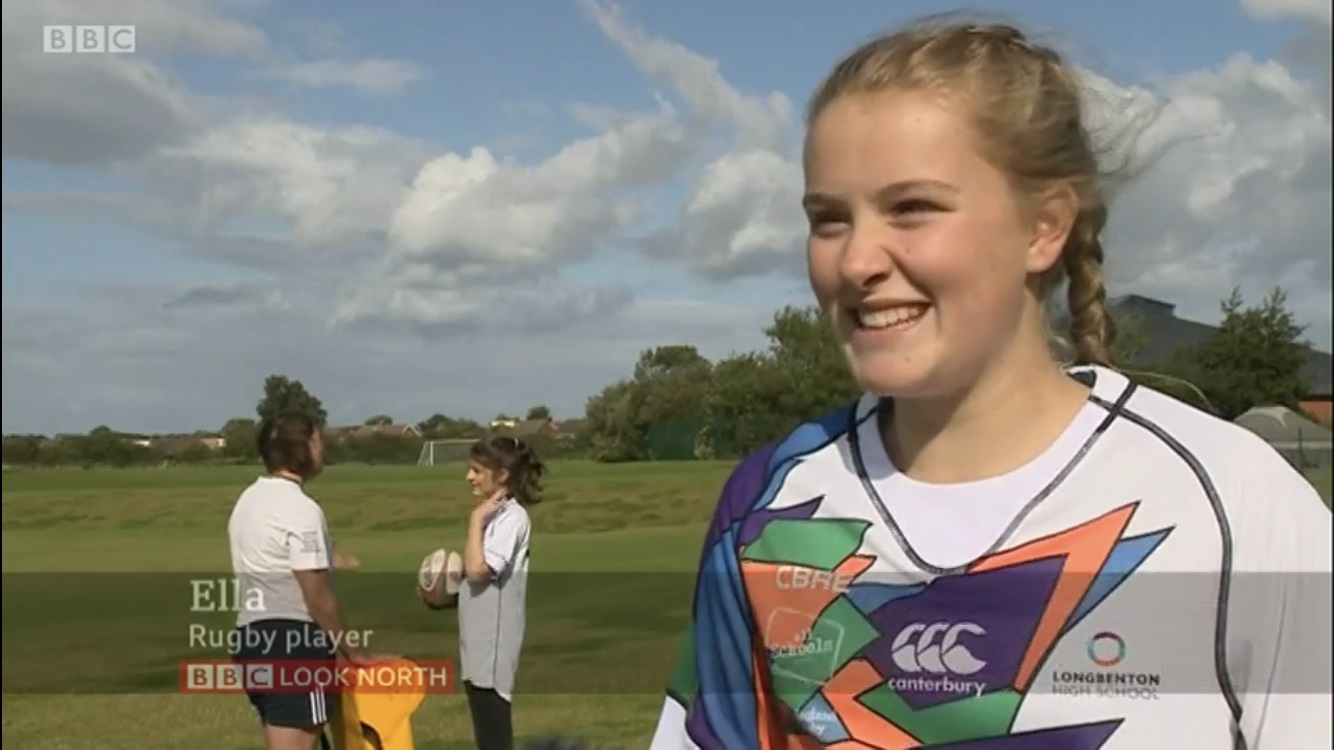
top-left (968, 503), bottom-right (1138, 691)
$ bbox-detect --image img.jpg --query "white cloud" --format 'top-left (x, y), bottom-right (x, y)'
top-left (136, 116), bottom-right (428, 253)
top-left (576, 0), bottom-right (792, 152)
top-left (602, 0), bottom-right (1333, 345)
top-left (1241, 0), bottom-right (1332, 25)
top-left (2, 0), bottom-right (1331, 433)
top-left (1080, 55), bottom-right (1332, 346)
top-left (260, 58), bottom-right (426, 95)
top-left (639, 149), bottom-right (805, 280)
top-left (0, 286), bottom-right (773, 434)
top-left (0, 0), bottom-right (266, 164)
top-left (576, 0), bottom-right (803, 281)
top-left (387, 110), bottom-right (689, 268)
top-left (1, 42), bottom-right (203, 165)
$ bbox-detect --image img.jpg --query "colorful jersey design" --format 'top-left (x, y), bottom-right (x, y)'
top-left (650, 367), bottom-right (1332, 750)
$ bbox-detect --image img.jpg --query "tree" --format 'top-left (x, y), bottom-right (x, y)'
top-left (764, 305), bottom-right (859, 421)
top-left (699, 307), bottom-right (859, 459)
top-left (632, 346), bottom-right (713, 424)
top-left (220, 418), bottom-right (259, 459)
top-left (364, 414), bottom-right (393, 426)
top-left (1168, 287), bottom-right (1311, 419)
top-left (417, 413), bottom-right (484, 439)
top-left (578, 311), bottom-right (866, 462)
top-left (176, 442), bottom-right (213, 464)
top-left (578, 345), bottom-right (718, 462)
top-left (0, 436), bottom-right (42, 465)
top-left (581, 380), bottom-right (645, 462)
top-left (74, 425), bottom-right (152, 467)
top-left (633, 345), bottom-right (711, 381)
top-left (705, 353), bottom-right (792, 456)
top-left (418, 413), bottom-right (449, 434)
top-left (525, 405), bottom-right (552, 421)
top-left (630, 345), bottom-right (715, 459)
top-left (1108, 309), bottom-right (1147, 367)
top-left (256, 375), bottom-right (328, 427)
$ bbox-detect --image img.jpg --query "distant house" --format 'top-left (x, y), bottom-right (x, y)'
top-left (486, 417), bottom-right (585, 441)
top-left (356, 423), bottom-right (420, 438)
top-left (326, 423), bottom-right (421, 441)
top-left (491, 419), bottom-right (558, 438)
top-left (553, 419), bottom-right (584, 441)
top-left (148, 434), bottom-right (227, 455)
top-left (1101, 294), bottom-right (1333, 423)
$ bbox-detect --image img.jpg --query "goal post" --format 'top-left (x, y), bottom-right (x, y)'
top-left (416, 439), bottom-right (474, 466)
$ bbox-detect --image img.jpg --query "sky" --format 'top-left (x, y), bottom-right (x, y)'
top-left (2, 0), bottom-right (1331, 436)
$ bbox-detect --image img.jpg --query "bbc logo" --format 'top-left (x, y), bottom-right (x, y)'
top-left (181, 662), bottom-right (248, 693)
top-left (42, 25), bottom-right (137, 54)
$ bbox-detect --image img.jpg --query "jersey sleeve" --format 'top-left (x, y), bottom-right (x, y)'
top-left (284, 501), bottom-right (332, 572)
top-left (483, 508), bottom-right (529, 578)
top-left (650, 450), bottom-right (784, 750)
top-left (1225, 444), bottom-right (1332, 748)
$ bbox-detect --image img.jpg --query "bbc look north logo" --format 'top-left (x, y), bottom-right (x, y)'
top-left (43, 25), bottom-right (137, 54)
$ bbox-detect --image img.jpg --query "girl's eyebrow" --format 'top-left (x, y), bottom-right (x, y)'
top-left (802, 179), bottom-right (960, 211)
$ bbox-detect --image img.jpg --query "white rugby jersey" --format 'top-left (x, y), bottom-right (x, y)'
top-left (651, 366), bottom-right (1332, 750)
top-left (228, 475), bottom-right (334, 626)
top-left (458, 496), bottom-right (531, 701)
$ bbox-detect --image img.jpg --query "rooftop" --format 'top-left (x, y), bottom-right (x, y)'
top-left (1055, 294), bottom-right (1332, 395)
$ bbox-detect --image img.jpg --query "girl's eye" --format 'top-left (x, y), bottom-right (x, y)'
top-left (807, 214), bottom-right (849, 234)
top-left (893, 199), bottom-right (939, 215)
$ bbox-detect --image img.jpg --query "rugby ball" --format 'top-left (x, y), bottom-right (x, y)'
top-left (417, 548), bottom-right (462, 608)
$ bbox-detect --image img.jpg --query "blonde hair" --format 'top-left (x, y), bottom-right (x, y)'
top-left (806, 16), bottom-right (1120, 366)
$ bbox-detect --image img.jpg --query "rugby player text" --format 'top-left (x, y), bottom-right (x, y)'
top-left (187, 623), bottom-right (374, 653)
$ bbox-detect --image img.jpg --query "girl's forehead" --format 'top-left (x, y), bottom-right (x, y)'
top-left (806, 93), bottom-right (981, 192)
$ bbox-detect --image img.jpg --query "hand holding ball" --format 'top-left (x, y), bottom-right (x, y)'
top-left (417, 548), bottom-right (462, 610)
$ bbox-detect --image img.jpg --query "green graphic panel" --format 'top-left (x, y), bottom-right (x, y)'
top-left (767, 596), bottom-right (879, 712)
top-left (742, 519), bottom-right (870, 570)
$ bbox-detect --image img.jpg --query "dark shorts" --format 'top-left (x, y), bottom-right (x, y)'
top-left (230, 619), bottom-right (338, 729)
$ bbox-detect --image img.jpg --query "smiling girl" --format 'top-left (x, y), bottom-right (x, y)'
top-left (650, 15), bottom-right (1331, 750)
top-left (458, 435), bottom-right (546, 750)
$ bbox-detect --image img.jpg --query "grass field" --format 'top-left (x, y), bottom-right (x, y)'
top-left (3, 461), bottom-right (1331, 750)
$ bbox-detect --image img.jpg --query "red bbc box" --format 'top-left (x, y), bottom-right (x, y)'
top-left (179, 658), bottom-right (455, 695)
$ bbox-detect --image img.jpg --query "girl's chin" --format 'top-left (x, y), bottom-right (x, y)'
top-left (847, 355), bottom-right (939, 397)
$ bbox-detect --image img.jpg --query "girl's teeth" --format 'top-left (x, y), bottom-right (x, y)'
top-left (859, 305), bottom-right (927, 329)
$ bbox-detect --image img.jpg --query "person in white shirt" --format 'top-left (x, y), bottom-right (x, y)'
top-left (228, 411), bottom-right (379, 750)
top-left (456, 435), bottom-right (544, 750)
top-left (649, 16), bottom-right (1332, 750)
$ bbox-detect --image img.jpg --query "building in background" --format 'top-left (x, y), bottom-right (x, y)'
top-left (1100, 295), bottom-right (1333, 425)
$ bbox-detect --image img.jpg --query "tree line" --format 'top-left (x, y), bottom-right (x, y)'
top-left (0, 375), bottom-right (567, 469)
top-left (573, 286), bottom-right (1325, 462)
top-left (1, 287), bottom-right (1322, 468)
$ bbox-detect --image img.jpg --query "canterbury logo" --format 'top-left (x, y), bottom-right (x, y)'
top-left (890, 622), bottom-right (987, 676)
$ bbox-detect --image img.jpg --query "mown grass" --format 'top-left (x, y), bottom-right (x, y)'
top-left (1, 460), bottom-right (1329, 750)
top-left (1, 462), bottom-right (731, 750)
top-left (0, 461), bottom-right (734, 535)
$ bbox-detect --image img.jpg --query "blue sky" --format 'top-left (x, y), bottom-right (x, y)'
top-left (2, 0), bottom-right (1331, 434)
